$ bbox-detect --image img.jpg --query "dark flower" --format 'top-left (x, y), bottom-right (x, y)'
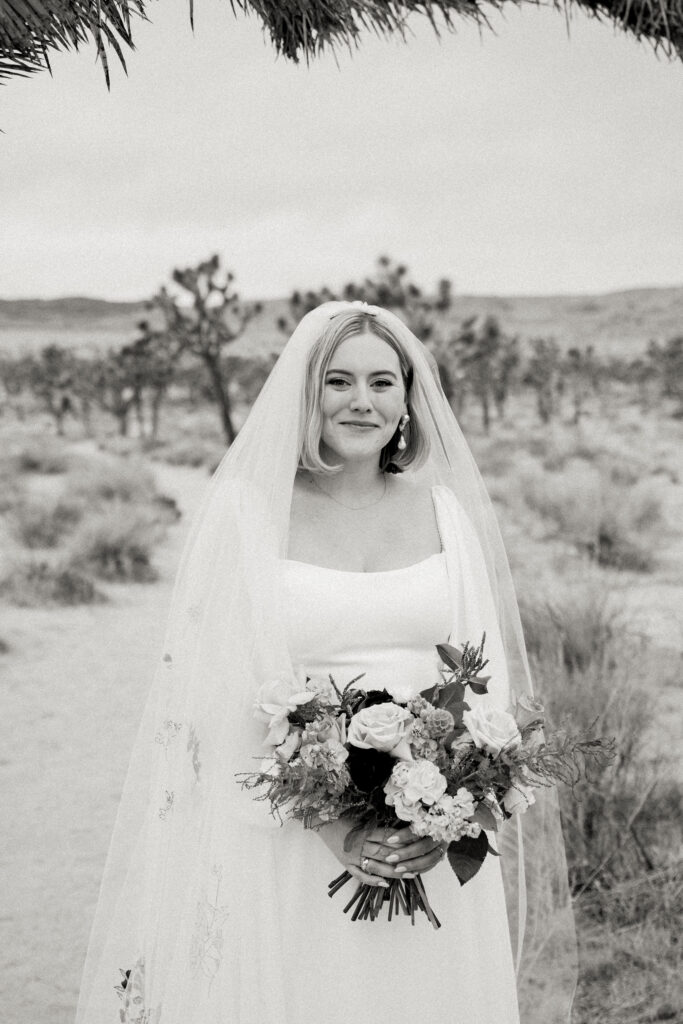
top-left (346, 745), bottom-right (394, 793)
top-left (358, 689), bottom-right (395, 711)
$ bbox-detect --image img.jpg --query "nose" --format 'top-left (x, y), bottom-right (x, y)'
top-left (348, 381), bottom-right (373, 412)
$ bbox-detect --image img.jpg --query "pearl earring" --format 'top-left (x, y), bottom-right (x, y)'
top-left (397, 413), bottom-right (410, 451)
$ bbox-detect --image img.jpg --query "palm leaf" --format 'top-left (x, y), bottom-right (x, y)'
top-left (0, 0), bottom-right (680, 86)
top-left (0, 0), bottom-right (145, 85)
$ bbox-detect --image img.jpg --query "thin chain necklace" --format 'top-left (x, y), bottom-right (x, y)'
top-left (308, 472), bottom-right (387, 511)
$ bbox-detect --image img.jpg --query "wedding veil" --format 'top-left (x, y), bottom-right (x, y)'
top-left (75, 301), bottom-right (577, 1024)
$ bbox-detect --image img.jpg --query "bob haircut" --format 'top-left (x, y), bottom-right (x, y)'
top-left (299, 308), bottom-right (430, 475)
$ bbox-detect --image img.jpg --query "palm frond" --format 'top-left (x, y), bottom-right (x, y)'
top-left (0, 0), bottom-right (680, 87)
top-left (0, 0), bottom-right (146, 85)
top-left (235, 0), bottom-right (683, 63)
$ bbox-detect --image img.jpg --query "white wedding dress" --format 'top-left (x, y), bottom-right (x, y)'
top-left (273, 548), bottom-right (521, 1024)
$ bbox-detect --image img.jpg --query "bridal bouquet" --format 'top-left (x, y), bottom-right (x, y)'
top-left (238, 637), bottom-right (611, 929)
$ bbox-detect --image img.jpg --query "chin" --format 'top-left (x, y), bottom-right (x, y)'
top-left (323, 437), bottom-right (385, 464)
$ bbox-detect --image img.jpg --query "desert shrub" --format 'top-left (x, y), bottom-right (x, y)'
top-left (10, 496), bottom-right (84, 548)
top-left (66, 456), bottom-right (157, 506)
top-left (0, 465), bottom-right (25, 514)
top-left (0, 559), bottom-right (103, 606)
top-left (518, 461), bottom-right (662, 571)
top-left (521, 589), bottom-right (680, 891)
top-left (574, 868), bottom-right (682, 1023)
top-left (67, 506), bottom-right (161, 582)
top-left (152, 435), bottom-right (225, 469)
top-left (13, 437), bottom-right (71, 474)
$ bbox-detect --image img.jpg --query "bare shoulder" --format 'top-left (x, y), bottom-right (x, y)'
top-left (387, 474), bottom-right (435, 511)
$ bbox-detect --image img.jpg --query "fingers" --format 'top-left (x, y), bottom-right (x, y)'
top-left (347, 864), bottom-right (389, 887)
top-left (364, 825), bottom-right (413, 847)
top-left (363, 836), bottom-right (441, 864)
top-left (392, 846), bottom-right (446, 875)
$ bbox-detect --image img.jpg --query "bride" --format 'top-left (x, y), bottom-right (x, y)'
top-left (75, 302), bottom-right (577, 1024)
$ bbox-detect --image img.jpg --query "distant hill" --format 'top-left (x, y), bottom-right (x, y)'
top-left (1, 287), bottom-right (681, 359)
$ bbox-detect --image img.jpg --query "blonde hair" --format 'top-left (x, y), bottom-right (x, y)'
top-left (298, 309), bottom-right (430, 475)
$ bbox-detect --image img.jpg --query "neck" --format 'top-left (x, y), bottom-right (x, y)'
top-left (312, 457), bottom-right (384, 503)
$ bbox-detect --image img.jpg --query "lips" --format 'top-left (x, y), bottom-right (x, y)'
top-left (340, 421), bottom-right (379, 428)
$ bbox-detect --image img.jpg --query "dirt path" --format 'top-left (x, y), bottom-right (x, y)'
top-left (0, 461), bottom-right (209, 1024)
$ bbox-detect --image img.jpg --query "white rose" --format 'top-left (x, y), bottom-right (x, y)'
top-left (401, 759), bottom-right (448, 806)
top-left (302, 713), bottom-right (347, 746)
top-left (254, 674), bottom-right (315, 747)
top-left (514, 694), bottom-right (545, 730)
top-left (462, 704), bottom-right (522, 757)
top-left (384, 758), bottom-right (448, 823)
top-left (503, 782), bottom-right (536, 815)
top-left (347, 703), bottom-right (414, 760)
top-left (275, 729), bottom-right (302, 762)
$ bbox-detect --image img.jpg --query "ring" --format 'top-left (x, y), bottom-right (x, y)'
top-left (361, 857), bottom-right (370, 871)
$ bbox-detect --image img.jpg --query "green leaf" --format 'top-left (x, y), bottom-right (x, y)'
top-left (468, 676), bottom-right (489, 696)
top-left (446, 831), bottom-right (490, 885)
top-left (443, 698), bottom-right (470, 726)
top-left (436, 680), bottom-right (465, 709)
top-left (436, 642), bottom-right (463, 671)
top-left (472, 804), bottom-right (498, 831)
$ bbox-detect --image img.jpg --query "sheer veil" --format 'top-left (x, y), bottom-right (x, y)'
top-left (75, 301), bottom-right (577, 1024)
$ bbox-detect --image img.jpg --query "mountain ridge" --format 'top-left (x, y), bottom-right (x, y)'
top-left (1, 286), bottom-right (681, 357)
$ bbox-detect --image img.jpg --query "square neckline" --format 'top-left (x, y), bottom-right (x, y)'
top-left (282, 550), bottom-right (446, 576)
top-left (283, 485), bottom-right (445, 574)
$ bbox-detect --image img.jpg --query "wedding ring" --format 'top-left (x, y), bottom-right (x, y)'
top-left (361, 857), bottom-right (370, 871)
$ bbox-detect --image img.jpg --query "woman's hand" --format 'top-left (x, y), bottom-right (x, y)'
top-left (319, 819), bottom-right (446, 886)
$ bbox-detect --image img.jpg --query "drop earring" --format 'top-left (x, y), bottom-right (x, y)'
top-left (397, 413), bottom-right (410, 451)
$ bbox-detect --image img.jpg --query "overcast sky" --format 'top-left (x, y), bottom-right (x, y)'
top-left (1, 2), bottom-right (682, 301)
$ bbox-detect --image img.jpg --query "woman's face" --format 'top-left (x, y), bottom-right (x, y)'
top-left (320, 331), bottom-right (407, 466)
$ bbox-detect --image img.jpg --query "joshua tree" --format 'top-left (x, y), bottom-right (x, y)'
top-left (118, 320), bottom-right (182, 440)
top-left (27, 344), bottom-right (78, 435)
top-left (153, 255), bottom-right (259, 445)
top-left (280, 256), bottom-right (455, 398)
top-left (2, 0), bottom-right (680, 84)
top-left (0, 354), bottom-right (32, 421)
top-left (89, 347), bottom-right (138, 435)
top-left (646, 335), bottom-right (683, 415)
top-left (444, 314), bottom-right (516, 432)
top-left (524, 337), bottom-right (562, 424)
top-left (562, 345), bottom-right (601, 424)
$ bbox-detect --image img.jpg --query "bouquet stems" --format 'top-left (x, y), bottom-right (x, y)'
top-left (327, 871), bottom-right (441, 929)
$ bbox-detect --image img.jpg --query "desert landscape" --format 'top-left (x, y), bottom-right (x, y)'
top-left (1, 272), bottom-right (681, 1023)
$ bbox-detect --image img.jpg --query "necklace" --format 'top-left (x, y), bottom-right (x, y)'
top-left (308, 473), bottom-right (387, 511)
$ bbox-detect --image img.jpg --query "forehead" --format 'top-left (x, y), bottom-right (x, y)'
top-left (329, 331), bottom-right (402, 374)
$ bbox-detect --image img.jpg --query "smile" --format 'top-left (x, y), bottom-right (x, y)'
top-left (340, 421), bottom-right (379, 428)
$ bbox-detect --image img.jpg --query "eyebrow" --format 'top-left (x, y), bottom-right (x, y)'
top-left (326, 368), bottom-right (398, 378)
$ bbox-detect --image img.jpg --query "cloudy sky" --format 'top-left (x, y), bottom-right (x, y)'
top-left (1, 1), bottom-right (682, 301)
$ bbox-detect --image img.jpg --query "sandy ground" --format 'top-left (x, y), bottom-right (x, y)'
top-left (0, 462), bottom-right (208, 1024)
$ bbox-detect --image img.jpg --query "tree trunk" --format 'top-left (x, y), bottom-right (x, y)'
top-left (151, 390), bottom-right (164, 441)
top-left (204, 354), bottom-right (236, 445)
top-left (481, 391), bottom-right (491, 433)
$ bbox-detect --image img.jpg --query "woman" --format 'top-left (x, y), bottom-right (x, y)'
top-left (75, 302), bottom-right (576, 1024)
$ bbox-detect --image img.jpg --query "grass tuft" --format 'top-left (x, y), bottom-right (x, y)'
top-left (518, 461), bottom-right (662, 571)
top-left (10, 497), bottom-right (84, 548)
top-left (66, 456), bottom-right (158, 506)
top-left (67, 506), bottom-right (161, 582)
top-left (13, 438), bottom-right (71, 474)
top-left (0, 559), bottom-right (104, 606)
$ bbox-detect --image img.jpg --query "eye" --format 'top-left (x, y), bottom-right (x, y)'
top-left (326, 377), bottom-right (350, 388)
top-left (371, 379), bottom-right (394, 389)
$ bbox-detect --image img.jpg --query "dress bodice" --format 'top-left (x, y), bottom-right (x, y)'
top-left (280, 551), bottom-right (452, 702)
